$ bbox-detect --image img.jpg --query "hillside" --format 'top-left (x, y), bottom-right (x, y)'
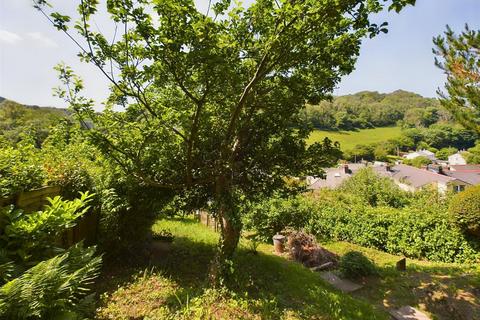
top-left (303, 90), bottom-right (449, 131)
top-left (0, 97), bottom-right (69, 145)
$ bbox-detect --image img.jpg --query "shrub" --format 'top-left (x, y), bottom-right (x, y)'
top-left (0, 143), bottom-right (44, 197)
top-left (339, 251), bottom-right (377, 279)
top-left (242, 195), bottom-right (314, 242)
top-left (340, 168), bottom-right (409, 208)
top-left (449, 185), bottom-right (480, 237)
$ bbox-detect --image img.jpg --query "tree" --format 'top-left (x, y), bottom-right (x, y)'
top-left (34, 0), bottom-right (414, 284)
top-left (434, 25), bottom-right (480, 134)
top-left (449, 185), bottom-right (480, 238)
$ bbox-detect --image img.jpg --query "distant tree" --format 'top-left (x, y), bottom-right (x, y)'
top-left (434, 25), bottom-right (480, 134)
top-left (436, 147), bottom-right (457, 160)
top-left (35, 0), bottom-right (414, 284)
top-left (404, 156), bottom-right (431, 168)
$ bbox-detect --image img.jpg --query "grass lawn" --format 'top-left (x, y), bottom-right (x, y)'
top-left (322, 241), bottom-right (480, 320)
top-left (307, 127), bottom-right (403, 150)
top-left (94, 218), bottom-right (479, 319)
top-left (95, 218), bottom-right (388, 319)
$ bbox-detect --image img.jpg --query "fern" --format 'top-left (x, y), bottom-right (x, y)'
top-left (0, 242), bottom-right (102, 319)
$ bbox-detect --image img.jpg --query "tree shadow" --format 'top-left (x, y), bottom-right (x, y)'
top-left (351, 263), bottom-right (480, 320)
top-left (96, 235), bottom-right (384, 319)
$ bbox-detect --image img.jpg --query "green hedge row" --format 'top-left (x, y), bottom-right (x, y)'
top-left (244, 194), bottom-right (480, 264)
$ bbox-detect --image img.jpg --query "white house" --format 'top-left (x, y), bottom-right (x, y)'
top-left (448, 152), bottom-right (467, 165)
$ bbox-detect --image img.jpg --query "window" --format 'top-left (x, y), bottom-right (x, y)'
top-left (454, 185), bottom-right (465, 193)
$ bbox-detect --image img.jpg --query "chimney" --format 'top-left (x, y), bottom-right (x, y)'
top-left (386, 164), bottom-right (392, 172)
top-left (343, 164), bottom-right (350, 174)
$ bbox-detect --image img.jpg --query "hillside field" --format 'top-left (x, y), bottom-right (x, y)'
top-left (307, 126), bottom-right (403, 150)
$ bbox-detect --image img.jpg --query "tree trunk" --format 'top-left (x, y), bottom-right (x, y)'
top-left (209, 177), bottom-right (241, 287)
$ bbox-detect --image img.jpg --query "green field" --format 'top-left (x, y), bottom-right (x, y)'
top-left (307, 126), bottom-right (403, 150)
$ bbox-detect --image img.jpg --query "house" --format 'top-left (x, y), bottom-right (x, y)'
top-left (403, 149), bottom-right (436, 161)
top-left (374, 164), bottom-right (470, 194)
top-left (307, 163), bottom-right (367, 190)
top-left (448, 164), bottom-right (480, 172)
top-left (448, 152), bottom-right (467, 165)
top-left (443, 164), bottom-right (480, 186)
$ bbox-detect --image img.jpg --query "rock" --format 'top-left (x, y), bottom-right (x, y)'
top-left (319, 271), bottom-right (363, 293)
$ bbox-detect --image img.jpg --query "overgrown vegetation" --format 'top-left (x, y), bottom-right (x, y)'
top-left (0, 194), bottom-right (102, 319)
top-left (243, 170), bottom-right (480, 264)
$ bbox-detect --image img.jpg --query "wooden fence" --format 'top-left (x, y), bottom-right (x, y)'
top-left (0, 186), bottom-right (98, 247)
top-left (198, 210), bottom-right (220, 232)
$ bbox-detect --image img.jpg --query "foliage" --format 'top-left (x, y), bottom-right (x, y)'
top-left (0, 98), bottom-right (68, 146)
top-left (403, 155), bottom-right (432, 168)
top-left (464, 141), bottom-right (480, 164)
top-left (42, 124), bottom-right (96, 199)
top-left (339, 251), bottom-right (377, 279)
top-left (449, 185), bottom-right (480, 237)
top-left (0, 140), bottom-right (45, 197)
top-left (0, 243), bottom-right (101, 319)
top-left (436, 147), bottom-right (458, 160)
top-left (0, 193), bottom-right (101, 319)
top-left (302, 90), bottom-right (444, 131)
top-left (308, 192), bottom-right (479, 263)
top-left (242, 195), bottom-right (313, 242)
top-left (434, 25), bottom-right (480, 134)
top-left (244, 185), bottom-right (479, 263)
top-left (34, 0), bottom-right (417, 282)
top-left (0, 192), bottom-right (94, 272)
top-left (340, 168), bottom-right (409, 207)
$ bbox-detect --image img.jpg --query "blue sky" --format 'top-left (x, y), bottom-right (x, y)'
top-left (0, 0), bottom-right (479, 109)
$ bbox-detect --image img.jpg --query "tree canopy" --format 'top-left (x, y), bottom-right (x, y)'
top-left (434, 25), bottom-right (480, 134)
top-left (34, 0), bottom-right (414, 283)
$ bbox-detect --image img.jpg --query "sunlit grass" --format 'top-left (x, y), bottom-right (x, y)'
top-left (307, 126), bottom-right (403, 150)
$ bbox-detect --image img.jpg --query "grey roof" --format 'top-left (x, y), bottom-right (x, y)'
top-left (374, 164), bottom-right (456, 188)
top-left (444, 171), bottom-right (480, 186)
top-left (449, 165), bottom-right (480, 172)
top-left (309, 163), bottom-right (367, 189)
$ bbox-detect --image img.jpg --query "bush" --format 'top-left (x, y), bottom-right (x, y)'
top-left (449, 185), bottom-right (480, 237)
top-left (0, 143), bottom-right (44, 197)
top-left (339, 251), bottom-right (377, 279)
top-left (242, 195), bottom-right (314, 242)
top-left (340, 168), bottom-right (409, 208)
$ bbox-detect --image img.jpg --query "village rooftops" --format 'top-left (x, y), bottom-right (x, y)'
top-left (308, 163), bottom-right (367, 190)
top-left (444, 171), bottom-right (480, 186)
top-left (374, 164), bottom-right (456, 189)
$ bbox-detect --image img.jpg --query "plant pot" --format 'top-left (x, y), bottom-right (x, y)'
top-left (272, 234), bottom-right (286, 254)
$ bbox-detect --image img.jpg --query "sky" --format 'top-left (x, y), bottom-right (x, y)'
top-left (0, 0), bottom-right (479, 109)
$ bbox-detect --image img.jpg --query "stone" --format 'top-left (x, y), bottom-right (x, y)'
top-left (389, 306), bottom-right (431, 320)
top-left (319, 271), bottom-right (363, 293)
top-left (310, 262), bottom-right (334, 272)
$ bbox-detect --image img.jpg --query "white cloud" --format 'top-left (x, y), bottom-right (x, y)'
top-left (27, 32), bottom-right (58, 48)
top-left (0, 29), bottom-right (22, 44)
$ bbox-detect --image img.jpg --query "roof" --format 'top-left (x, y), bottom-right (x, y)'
top-left (308, 163), bottom-right (367, 189)
top-left (374, 164), bottom-right (456, 188)
top-left (449, 165), bottom-right (480, 172)
top-left (444, 171), bottom-right (480, 186)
